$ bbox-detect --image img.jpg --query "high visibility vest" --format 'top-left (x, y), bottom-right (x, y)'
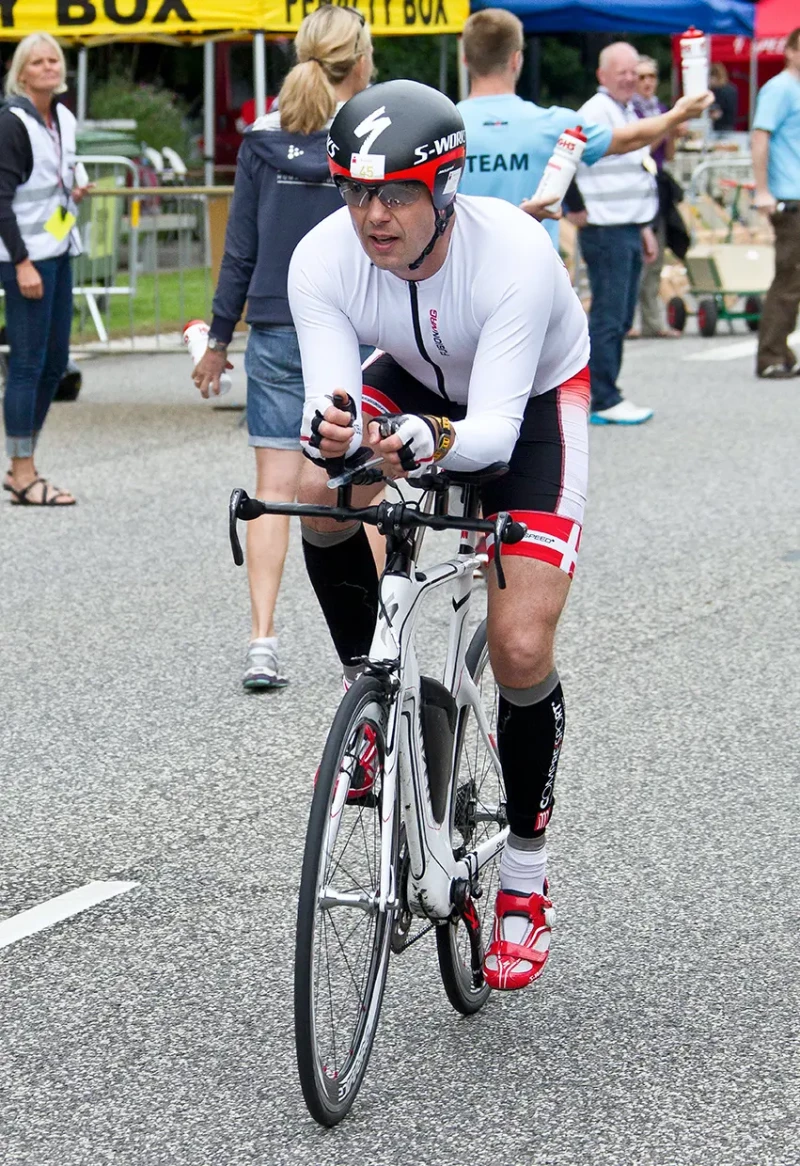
top-left (0, 102), bottom-right (78, 263)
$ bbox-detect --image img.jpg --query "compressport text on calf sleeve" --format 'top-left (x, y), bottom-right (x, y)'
top-left (496, 671), bottom-right (565, 837)
top-left (301, 523), bottom-right (379, 668)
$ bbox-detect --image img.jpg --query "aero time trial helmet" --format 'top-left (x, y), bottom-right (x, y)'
top-left (327, 79), bottom-right (466, 211)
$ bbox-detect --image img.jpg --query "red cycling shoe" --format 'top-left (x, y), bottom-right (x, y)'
top-left (483, 887), bottom-right (556, 991)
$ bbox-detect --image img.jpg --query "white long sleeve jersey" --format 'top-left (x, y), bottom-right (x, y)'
top-left (287, 195), bottom-right (590, 472)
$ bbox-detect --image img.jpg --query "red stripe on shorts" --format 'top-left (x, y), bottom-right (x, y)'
top-left (485, 510), bottom-right (582, 579)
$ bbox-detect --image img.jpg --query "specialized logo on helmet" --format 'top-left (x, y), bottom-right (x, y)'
top-left (413, 130), bottom-right (466, 166)
top-left (350, 106), bottom-right (392, 180)
top-left (353, 106), bottom-right (392, 153)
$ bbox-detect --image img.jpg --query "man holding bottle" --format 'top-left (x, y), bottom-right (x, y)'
top-left (457, 13), bottom-right (710, 424)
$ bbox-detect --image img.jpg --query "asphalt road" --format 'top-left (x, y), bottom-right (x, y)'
top-left (1, 328), bottom-right (798, 1166)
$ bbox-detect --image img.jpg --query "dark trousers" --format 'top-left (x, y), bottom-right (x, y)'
top-left (578, 223), bottom-right (644, 412)
top-left (757, 208), bottom-right (800, 374)
top-left (1, 251), bottom-right (72, 459)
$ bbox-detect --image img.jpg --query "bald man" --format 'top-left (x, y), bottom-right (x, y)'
top-left (575, 43), bottom-right (710, 425)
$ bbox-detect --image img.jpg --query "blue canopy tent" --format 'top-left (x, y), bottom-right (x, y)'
top-left (470, 1), bottom-right (756, 35)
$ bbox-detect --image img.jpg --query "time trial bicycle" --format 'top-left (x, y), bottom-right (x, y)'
top-left (229, 456), bottom-right (526, 1127)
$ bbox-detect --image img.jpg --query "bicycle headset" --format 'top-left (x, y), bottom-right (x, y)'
top-left (327, 79), bottom-right (467, 270)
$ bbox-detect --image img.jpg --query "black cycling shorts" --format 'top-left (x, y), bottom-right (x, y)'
top-left (361, 353), bottom-right (589, 578)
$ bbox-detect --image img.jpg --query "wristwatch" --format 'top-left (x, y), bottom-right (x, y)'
top-left (206, 335), bottom-right (227, 352)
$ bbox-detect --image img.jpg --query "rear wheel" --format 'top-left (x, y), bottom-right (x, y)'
top-left (698, 298), bottom-right (718, 337)
top-left (744, 294), bottom-right (762, 332)
top-left (54, 359), bottom-right (82, 402)
top-left (436, 620), bottom-right (506, 1015)
top-left (294, 676), bottom-right (397, 1126)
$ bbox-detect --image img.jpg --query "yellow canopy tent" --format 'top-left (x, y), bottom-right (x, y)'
top-left (0, 0), bottom-right (468, 180)
top-left (0, 0), bottom-right (467, 39)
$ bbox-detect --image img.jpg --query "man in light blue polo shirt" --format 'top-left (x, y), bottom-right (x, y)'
top-left (752, 27), bottom-right (800, 379)
top-left (458, 9), bottom-right (708, 251)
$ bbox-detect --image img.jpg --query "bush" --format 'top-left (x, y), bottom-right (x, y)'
top-left (89, 76), bottom-right (191, 159)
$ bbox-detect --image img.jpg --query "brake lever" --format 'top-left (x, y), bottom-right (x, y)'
top-left (229, 487), bottom-right (271, 565)
top-left (493, 513), bottom-right (508, 590)
top-left (492, 513), bottom-right (527, 590)
top-left (229, 488), bottom-right (246, 566)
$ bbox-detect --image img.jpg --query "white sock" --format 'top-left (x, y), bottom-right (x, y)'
top-left (497, 840), bottom-right (548, 951)
top-left (250, 636), bottom-right (278, 648)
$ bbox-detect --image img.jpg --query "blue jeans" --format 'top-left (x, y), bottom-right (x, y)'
top-left (246, 324), bottom-right (373, 450)
top-left (578, 224), bottom-right (644, 412)
top-left (1, 251), bottom-right (72, 458)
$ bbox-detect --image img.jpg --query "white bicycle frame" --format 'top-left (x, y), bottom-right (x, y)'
top-left (360, 487), bottom-right (508, 923)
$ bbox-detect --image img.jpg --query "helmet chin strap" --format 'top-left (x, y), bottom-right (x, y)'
top-left (407, 202), bottom-right (455, 272)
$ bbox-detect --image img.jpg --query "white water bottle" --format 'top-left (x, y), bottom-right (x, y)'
top-left (531, 126), bottom-right (588, 213)
top-left (680, 26), bottom-right (709, 98)
top-left (183, 319), bottom-right (232, 397)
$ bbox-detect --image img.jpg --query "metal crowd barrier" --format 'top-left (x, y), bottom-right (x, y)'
top-left (683, 156), bottom-right (763, 243)
top-left (73, 168), bottom-right (235, 349)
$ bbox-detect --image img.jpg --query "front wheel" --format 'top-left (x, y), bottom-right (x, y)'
top-left (698, 297), bottom-right (718, 337)
top-left (436, 620), bottom-right (506, 1015)
top-left (667, 296), bottom-right (687, 332)
top-left (294, 675), bottom-right (397, 1126)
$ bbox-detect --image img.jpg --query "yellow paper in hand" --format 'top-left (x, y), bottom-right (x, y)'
top-left (44, 208), bottom-right (76, 242)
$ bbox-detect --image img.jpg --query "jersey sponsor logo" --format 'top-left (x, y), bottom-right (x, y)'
top-left (413, 129), bottom-right (466, 165)
top-left (287, 145), bottom-right (304, 159)
top-left (481, 119), bottom-right (509, 127)
top-left (353, 106), bottom-right (392, 155)
top-left (465, 153), bottom-right (528, 173)
top-left (429, 309), bottom-right (448, 356)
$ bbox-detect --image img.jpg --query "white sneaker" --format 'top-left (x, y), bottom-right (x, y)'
top-left (590, 400), bottom-right (654, 426)
top-left (242, 637), bottom-right (288, 690)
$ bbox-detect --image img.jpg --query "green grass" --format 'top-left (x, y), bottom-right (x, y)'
top-left (72, 267), bottom-right (214, 343)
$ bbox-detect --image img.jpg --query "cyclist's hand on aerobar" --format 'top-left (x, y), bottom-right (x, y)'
top-left (366, 413), bottom-right (435, 479)
top-left (301, 392), bottom-right (363, 462)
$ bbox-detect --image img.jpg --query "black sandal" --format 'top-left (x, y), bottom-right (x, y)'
top-left (9, 476), bottom-right (76, 506)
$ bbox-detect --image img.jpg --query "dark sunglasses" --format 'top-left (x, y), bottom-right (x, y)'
top-left (335, 177), bottom-right (426, 209)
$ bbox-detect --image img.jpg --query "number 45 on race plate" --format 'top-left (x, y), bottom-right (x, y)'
top-left (350, 153), bottom-right (386, 181)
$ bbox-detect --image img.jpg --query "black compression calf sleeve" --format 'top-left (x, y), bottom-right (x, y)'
top-left (497, 679), bottom-right (566, 838)
top-left (301, 523), bottom-right (379, 669)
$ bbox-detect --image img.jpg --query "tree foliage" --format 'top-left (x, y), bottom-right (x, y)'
top-left (88, 75), bottom-right (192, 157)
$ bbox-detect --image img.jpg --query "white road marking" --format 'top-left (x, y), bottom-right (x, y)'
top-left (683, 329), bottom-right (800, 363)
top-left (0, 880), bottom-right (138, 950)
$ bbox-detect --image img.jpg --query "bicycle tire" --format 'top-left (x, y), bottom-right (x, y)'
top-left (436, 619), bottom-right (506, 1015)
top-left (294, 675), bottom-right (397, 1126)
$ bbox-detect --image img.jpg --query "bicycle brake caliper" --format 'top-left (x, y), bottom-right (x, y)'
top-left (452, 878), bottom-right (485, 986)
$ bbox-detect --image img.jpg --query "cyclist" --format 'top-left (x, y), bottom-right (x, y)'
top-left (289, 80), bottom-right (589, 992)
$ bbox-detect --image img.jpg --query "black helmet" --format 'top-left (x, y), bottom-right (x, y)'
top-left (328, 80), bottom-right (466, 210)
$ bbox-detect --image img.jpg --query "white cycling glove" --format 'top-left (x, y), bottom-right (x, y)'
top-left (301, 393), bottom-right (363, 462)
top-left (372, 414), bottom-right (436, 476)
